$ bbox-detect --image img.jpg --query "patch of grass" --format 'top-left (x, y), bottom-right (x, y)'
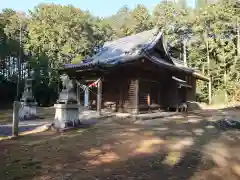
top-left (0, 107), bottom-right (55, 124)
top-left (0, 111), bottom-right (12, 124)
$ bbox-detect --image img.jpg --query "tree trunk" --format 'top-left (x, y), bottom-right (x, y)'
top-left (206, 36), bottom-right (212, 104)
top-left (237, 18), bottom-right (240, 56)
top-left (183, 39), bottom-right (187, 67)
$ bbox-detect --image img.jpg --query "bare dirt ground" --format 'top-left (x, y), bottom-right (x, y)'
top-left (0, 107), bottom-right (240, 180)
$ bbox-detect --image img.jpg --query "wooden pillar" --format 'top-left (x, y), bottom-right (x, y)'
top-left (76, 83), bottom-right (80, 104)
top-left (176, 85), bottom-right (180, 112)
top-left (119, 84), bottom-right (123, 112)
top-left (76, 80), bottom-right (81, 104)
top-left (135, 79), bottom-right (139, 114)
top-left (147, 94), bottom-right (150, 106)
top-left (97, 78), bottom-right (102, 115)
top-left (187, 76), bottom-right (196, 101)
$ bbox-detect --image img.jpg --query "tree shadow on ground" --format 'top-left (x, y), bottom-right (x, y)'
top-left (0, 108), bottom-right (240, 180)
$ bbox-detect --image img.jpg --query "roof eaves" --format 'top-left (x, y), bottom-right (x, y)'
top-left (63, 53), bottom-right (144, 71)
top-left (145, 54), bottom-right (193, 74)
top-left (63, 61), bottom-right (98, 69)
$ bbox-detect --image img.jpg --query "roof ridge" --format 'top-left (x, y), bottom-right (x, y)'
top-left (104, 28), bottom-right (160, 46)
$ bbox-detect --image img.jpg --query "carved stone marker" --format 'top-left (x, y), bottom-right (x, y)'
top-left (52, 74), bottom-right (81, 129)
top-left (19, 71), bottom-right (38, 120)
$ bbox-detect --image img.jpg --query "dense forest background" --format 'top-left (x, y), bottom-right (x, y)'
top-left (0, 0), bottom-right (239, 107)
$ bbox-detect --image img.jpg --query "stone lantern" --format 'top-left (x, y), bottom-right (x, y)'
top-left (19, 70), bottom-right (38, 120)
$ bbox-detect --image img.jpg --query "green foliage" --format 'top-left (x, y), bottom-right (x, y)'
top-left (0, 0), bottom-right (240, 106)
top-left (26, 4), bottom-right (113, 68)
top-left (71, 55), bottom-right (84, 64)
top-left (105, 4), bottom-right (152, 37)
top-left (130, 4), bottom-right (153, 33)
top-left (151, 0), bottom-right (240, 104)
top-left (0, 4), bottom-right (115, 106)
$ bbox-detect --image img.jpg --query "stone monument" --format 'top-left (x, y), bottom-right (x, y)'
top-left (52, 74), bottom-right (81, 129)
top-left (19, 71), bottom-right (38, 120)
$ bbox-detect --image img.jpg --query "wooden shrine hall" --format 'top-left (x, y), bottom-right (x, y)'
top-left (60, 28), bottom-right (209, 114)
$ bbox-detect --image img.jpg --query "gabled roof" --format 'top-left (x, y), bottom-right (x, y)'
top-left (63, 28), bottom-right (197, 75)
top-left (92, 28), bottom-right (161, 61)
top-left (64, 28), bottom-right (163, 69)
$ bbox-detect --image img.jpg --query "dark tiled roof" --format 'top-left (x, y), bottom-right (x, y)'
top-left (64, 28), bottom-right (162, 69)
top-left (62, 28), bottom-right (209, 81)
top-left (145, 54), bottom-right (193, 73)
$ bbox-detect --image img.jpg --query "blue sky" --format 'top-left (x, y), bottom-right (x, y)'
top-left (1, 0), bottom-right (195, 17)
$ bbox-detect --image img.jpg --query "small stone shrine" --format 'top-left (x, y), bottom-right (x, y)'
top-left (52, 74), bottom-right (81, 129)
top-left (19, 71), bottom-right (38, 120)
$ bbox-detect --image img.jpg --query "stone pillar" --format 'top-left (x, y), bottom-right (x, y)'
top-left (12, 101), bottom-right (20, 137)
top-left (54, 104), bottom-right (80, 129)
top-left (134, 79), bottom-right (139, 114)
top-left (84, 86), bottom-right (89, 107)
